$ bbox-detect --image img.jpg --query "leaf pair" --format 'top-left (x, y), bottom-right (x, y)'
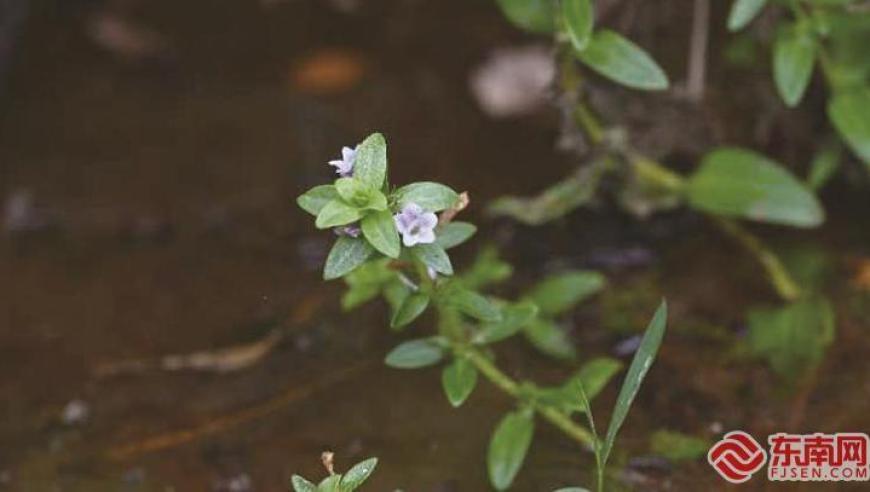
top-left (291, 457), bottom-right (378, 492)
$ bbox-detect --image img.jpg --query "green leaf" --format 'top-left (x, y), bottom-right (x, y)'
top-left (536, 357), bottom-right (621, 414)
top-left (291, 475), bottom-right (317, 492)
top-left (411, 243), bottom-right (453, 275)
top-left (577, 30), bottom-right (669, 91)
top-left (650, 430), bottom-right (711, 462)
top-left (354, 133), bottom-right (388, 189)
top-left (495, 0), bottom-right (556, 33)
top-left (477, 301), bottom-right (539, 344)
top-left (390, 293), bottom-right (430, 329)
top-left (446, 287), bottom-right (503, 322)
top-left (395, 182), bottom-right (459, 212)
top-left (434, 222), bottom-right (477, 249)
top-left (317, 474), bottom-right (342, 492)
top-left (728, 0), bottom-right (767, 31)
top-left (686, 147), bottom-right (824, 228)
top-left (773, 25), bottom-right (816, 107)
top-left (335, 178), bottom-right (387, 211)
top-left (747, 297), bottom-right (834, 378)
top-left (600, 300), bottom-right (667, 465)
top-left (324, 237), bottom-right (375, 280)
top-left (315, 199), bottom-right (363, 229)
top-left (524, 319), bottom-right (577, 360)
top-left (488, 410), bottom-right (535, 491)
top-left (806, 144), bottom-right (841, 191)
top-left (340, 458), bottom-right (378, 491)
top-left (298, 185), bottom-right (339, 216)
top-left (361, 209), bottom-right (401, 258)
top-left (553, 488), bottom-right (590, 492)
top-left (441, 357), bottom-right (479, 407)
top-left (574, 357), bottom-right (623, 402)
top-left (828, 88), bottom-right (870, 165)
top-left (460, 247), bottom-right (513, 290)
top-left (384, 338), bottom-right (446, 369)
top-left (525, 271), bottom-right (606, 316)
top-left (562, 0), bottom-right (594, 51)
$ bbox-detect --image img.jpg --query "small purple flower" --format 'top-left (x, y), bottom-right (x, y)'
top-left (394, 202), bottom-right (437, 247)
top-left (333, 224), bottom-right (361, 238)
top-left (328, 146), bottom-right (356, 177)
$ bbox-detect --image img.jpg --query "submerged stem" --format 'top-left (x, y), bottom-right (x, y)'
top-left (712, 217), bottom-right (802, 301)
top-left (561, 71), bottom-right (802, 302)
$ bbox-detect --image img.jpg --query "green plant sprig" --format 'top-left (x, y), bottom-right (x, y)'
top-left (296, 133), bottom-right (670, 491)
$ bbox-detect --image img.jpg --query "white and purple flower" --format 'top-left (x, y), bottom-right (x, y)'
top-left (328, 146), bottom-right (357, 177)
top-left (394, 203), bottom-right (438, 247)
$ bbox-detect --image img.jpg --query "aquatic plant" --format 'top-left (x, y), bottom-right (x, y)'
top-left (293, 133), bottom-right (669, 491)
top-left (486, 0), bottom-right (859, 378)
top-left (291, 453), bottom-right (377, 492)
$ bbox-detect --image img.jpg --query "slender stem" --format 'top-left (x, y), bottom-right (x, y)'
top-left (562, 72), bottom-right (802, 302)
top-left (712, 217), bottom-right (802, 301)
top-left (462, 347), bottom-right (597, 447)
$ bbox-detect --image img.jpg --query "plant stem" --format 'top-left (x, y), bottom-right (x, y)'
top-left (712, 217), bottom-right (803, 301)
top-left (562, 66), bottom-right (802, 302)
top-left (461, 347), bottom-right (597, 447)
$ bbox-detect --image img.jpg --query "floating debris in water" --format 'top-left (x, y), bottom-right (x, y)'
top-left (470, 45), bottom-right (555, 118)
top-left (61, 399), bottom-right (90, 425)
top-left (613, 334), bottom-right (643, 357)
top-left (2, 189), bottom-right (51, 234)
top-left (213, 472), bottom-right (253, 492)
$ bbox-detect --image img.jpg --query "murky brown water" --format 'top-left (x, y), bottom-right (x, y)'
top-left (1, 1), bottom-right (869, 491)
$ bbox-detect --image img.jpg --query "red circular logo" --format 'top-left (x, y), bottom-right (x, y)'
top-left (708, 431), bottom-right (768, 483)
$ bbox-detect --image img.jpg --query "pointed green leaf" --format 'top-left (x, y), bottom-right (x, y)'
top-left (361, 209), bottom-right (400, 258)
top-left (828, 88), bottom-right (870, 165)
top-left (291, 475), bottom-right (317, 492)
top-left (495, 0), bottom-right (557, 33)
top-left (773, 25), bottom-right (816, 107)
top-left (317, 474), bottom-right (342, 492)
top-left (575, 357), bottom-right (623, 403)
top-left (487, 411), bottom-right (535, 490)
top-left (687, 147), bottom-right (824, 227)
top-left (460, 247), bottom-right (514, 290)
top-left (384, 338), bottom-right (445, 369)
top-left (340, 458), bottom-right (378, 491)
top-left (562, 0), bottom-right (594, 51)
top-left (395, 182), bottom-right (459, 212)
top-left (390, 293), bottom-right (430, 329)
top-left (298, 185), bottom-right (339, 216)
top-left (524, 319), bottom-right (577, 360)
top-left (354, 133), bottom-right (387, 189)
top-left (601, 300), bottom-right (667, 466)
top-left (525, 271), bottom-right (606, 315)
top-left (434, 221), bottom-right (477, 249)
top-left (477, 301), bottom-right (539, 344)
top-left (728, 0), bottom-right (767, 31)
top-left (806, 144), bottom-right (841, 191)
top-left (411, 243), bottom-right (453, 275)
top-left (441, 357), bottom-right (478, 407)
top-left (446, 287), bottom-right (502, 322)
top-left (315, 199), bottom-right (363, 229)
top-left (577, 30), bottom-right (669, 91)
top-left (324, 237), bottom-right (375, 280)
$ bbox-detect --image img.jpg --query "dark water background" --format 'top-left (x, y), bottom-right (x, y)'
top-left (1, 1), bottom-right (869, 490)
